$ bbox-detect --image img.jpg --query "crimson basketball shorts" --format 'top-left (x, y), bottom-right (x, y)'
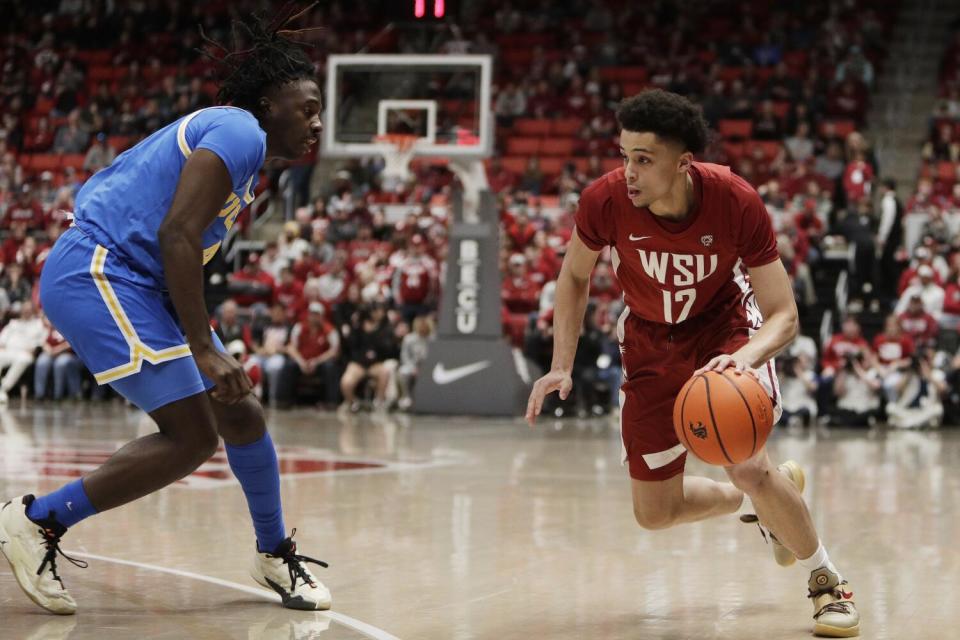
top-left (617, 307), bottom-right (782, 482)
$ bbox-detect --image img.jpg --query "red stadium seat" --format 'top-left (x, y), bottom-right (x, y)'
top-left (551, 119), bottom-right (582, 136)
top-left (506, 137), bottom-right (542, 156)
top-left (33, 97), bottom-right (55, 115)
top-left (540, 139), bottom-right (575, 156)
top-left (783, 50), bottom-right (808, 74)
top-left (21, 154), bottom-right (61, 172)
top-left (746, 140), bottom-right (783, 160)
top-left (513, 118), bottom-right (551, 136)
top-left (771, 102), bottom-right (791, 121)
top-left (501, 48), bottom-right (534, 67)
top-left (821, 119), bottom-right (857, 138)
top-left (539, 157), bottom-right (565, 176)
top-left (501, 156), bottom-right (529, 175)
top-left (497, 33), bottom-right (555, 48)
top-left (937, 161), bottom-right (956, 183)
top-left (722, 141), bottom-right (745, 162)
top-left (718, 119), bottom-right (753, 140)
top-left (718, 67), bottom-right (744, 83)
top-left (61, 154), bottom-right (86, 171)
top-left (107, 135), bottom-right (133, 152)
top-left (599, 66), bottom-right (648, 83)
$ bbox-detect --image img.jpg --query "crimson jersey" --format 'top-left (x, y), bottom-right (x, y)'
top-left (872, 334), bottom-right (914, 365)
top-left (575, 163), bottom-right (779, 326)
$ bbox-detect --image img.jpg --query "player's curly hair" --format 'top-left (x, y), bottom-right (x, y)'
top-left (197, 2), bottom-right (320, 114)
top-left (616, 89), bottom-right (709, 154)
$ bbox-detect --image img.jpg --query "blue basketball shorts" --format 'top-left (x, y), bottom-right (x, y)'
top-left (39, 226), bottom-right (224, 412)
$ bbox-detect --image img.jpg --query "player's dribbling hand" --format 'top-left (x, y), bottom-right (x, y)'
top-left (525, 369), bottom-right (573, 427)
top-left (694, 354), bottom-right (757, 378)
top-left (195, 347), bottom-right (253, 404)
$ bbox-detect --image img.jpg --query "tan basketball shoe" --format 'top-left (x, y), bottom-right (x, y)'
top-left (808, 567), bottom-right (860, 637)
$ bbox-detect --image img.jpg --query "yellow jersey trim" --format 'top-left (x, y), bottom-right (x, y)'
top-left (89, 245), bottom-right (194, 384)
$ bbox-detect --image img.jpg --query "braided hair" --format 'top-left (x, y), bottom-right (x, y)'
top-left (198, 2), bottom-right (320, 114)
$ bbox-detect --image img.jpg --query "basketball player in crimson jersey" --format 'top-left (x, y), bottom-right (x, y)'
top-left (526, 90), bottom-right (860, 637)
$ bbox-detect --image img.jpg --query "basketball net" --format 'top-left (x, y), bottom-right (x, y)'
top-left (374, 134), bottom-right (420, 190)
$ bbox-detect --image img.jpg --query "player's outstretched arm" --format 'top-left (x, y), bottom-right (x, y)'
top-left (525, 229), bottom-right (600, 426)
top-left (158, 149), bottom-right (252, 404)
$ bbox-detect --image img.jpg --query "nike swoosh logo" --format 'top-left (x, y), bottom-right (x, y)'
top-left (628, 234), bottom-right (652, 242)
top-left (839, 590), bottom-right (854, 600)
top-left (432, 361), bottom-right (492, 385)
top-left (66, 501), bottom-right (73, 511)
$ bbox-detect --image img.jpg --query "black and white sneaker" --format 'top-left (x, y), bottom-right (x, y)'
top-left (252, 529), bottom-right (331, 610)
top-left (0, 495), bottom-right (87, 615)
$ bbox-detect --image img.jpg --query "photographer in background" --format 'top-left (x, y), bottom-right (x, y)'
top-left (777, 353), bottom-right (819, 427)
top-left (828, 351), bottom-right (883, 426)
top-left (885, 349), bottom-right (946, 429)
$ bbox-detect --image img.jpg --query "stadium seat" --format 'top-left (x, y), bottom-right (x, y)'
top-left (937, 161), bottom-right (956, 183)
top-left (551, 119), bottom-right (582, 137)
top-left (540, 139), bottom-right (575, 156)
top-left (722, 141), bottom-right (745, 162)
top-left (771, 102), bottom-right (791, 121)
top-left (718, 119), bottom-right (753, 140)
top-left (107, 136), bottom-right (133, 152)
top-left (538, 157), bottom-right (566, 176)
top-left (21, 154), bottom-right (61, 172)
top-left (61, 154), bottom-right (86, 171)
top-left (501, 156), bottom-right (528, 175)
top-left (718, 67), bottom-right (744, 83)
top-left (599, 66), bottom-right (648, 83)
top-left (513, 119), bottom-right (551, 137)
top-left (506, 137), bottom-right (542, 156)
top-left (747, 140), bottom-right (783, 160)
top-left (821, 119), bottom-right (857, 138)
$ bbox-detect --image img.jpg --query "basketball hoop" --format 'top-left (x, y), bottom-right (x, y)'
top-left (373, 134), bottom-right (421, 185)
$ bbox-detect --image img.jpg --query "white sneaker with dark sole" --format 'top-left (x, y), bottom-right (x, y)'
top-left (808, 567), bottom-right (860, 637)
top-left (252, 529), bottom-right (331, 611)
top-left (0, 495), bottom-right (87, 615)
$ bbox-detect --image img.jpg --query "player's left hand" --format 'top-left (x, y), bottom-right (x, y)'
top-left (694, 354), bottom-right (757, 378)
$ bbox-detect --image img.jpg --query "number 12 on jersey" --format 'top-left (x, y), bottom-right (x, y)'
top-left (662, 288), bottom-right (696, 324)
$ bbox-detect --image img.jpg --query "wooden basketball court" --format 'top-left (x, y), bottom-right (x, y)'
top-left (0, 402), bottom-right (956, 639)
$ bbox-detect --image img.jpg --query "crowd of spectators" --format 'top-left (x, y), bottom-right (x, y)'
top-left (3, 1), bottom-right (960, 425)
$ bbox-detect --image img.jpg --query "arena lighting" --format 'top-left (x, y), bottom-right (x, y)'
top-left (414, 0), bottom-right (444, 18)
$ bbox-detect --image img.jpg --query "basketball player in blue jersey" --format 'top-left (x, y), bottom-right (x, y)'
top-left (0, 7), bottom-right (330, 615)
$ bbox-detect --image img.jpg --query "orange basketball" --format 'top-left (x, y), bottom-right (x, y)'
top-left (672, 369), bottom-right (774, 466)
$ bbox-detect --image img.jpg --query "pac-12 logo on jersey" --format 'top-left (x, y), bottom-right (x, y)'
top-left (701, 234), bottom-right (714, 247)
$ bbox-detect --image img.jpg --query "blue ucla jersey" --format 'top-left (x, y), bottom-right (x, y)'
top-left (73, 106), bottom-right (266, 288)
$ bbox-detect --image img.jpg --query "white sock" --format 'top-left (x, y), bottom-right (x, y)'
top-left (798, 542), bottom-right (842, 580)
